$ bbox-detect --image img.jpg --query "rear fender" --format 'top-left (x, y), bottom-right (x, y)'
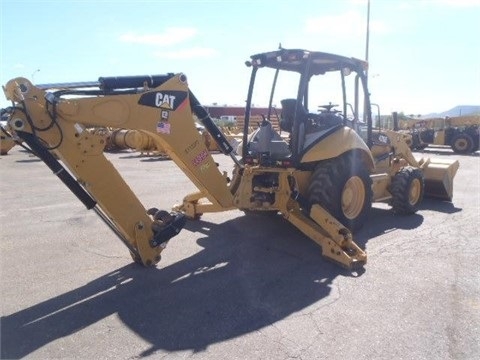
top-left (300, 126), bottom-right (374, 170)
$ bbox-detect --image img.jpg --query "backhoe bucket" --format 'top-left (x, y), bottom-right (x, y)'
top-left (421, 158), bottom-right (460, 201)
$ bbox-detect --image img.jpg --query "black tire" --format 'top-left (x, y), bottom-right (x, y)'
top-left (470, 127), bottom-right (479, 151)
top-left (415, 143), bottom-right (428, 150)
top-left (307, 153), bottom-right (373, 232)
top-left (451, 133), bottom-right (474, 154)
top-left (411, 133), bottom-right (428, 150)
top-left (410, 133), bottom-right (420, 150)
top-left (473, 136), bottom-right (480, 152)
top-left (390, 166), bottom-right (424, 215)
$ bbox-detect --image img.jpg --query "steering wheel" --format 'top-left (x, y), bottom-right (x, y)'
top-left (318, 102), bottom-right (340, 113)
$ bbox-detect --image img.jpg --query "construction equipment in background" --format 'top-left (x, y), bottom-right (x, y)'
top-left (1, 48), bottom-right (459, 271)
top-left (91, 124), bottom-right (236, 155)
top-left (1, 122), bottom-right (230, 157)
top-left (103, 127), bottom-right (168, 156)
top-left (200, 123), bottom-right (245, 154)
top-left (398, 115), bottom-right (480, 153)
top-left (2, 124), bottom-right (170, 157)
top-left (414, 116), bottom-right (479, 153)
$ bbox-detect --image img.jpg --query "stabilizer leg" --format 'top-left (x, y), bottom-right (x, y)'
top-left (283, 203), bottom-right (367, 270)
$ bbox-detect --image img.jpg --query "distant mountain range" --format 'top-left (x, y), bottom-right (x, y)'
top-left (421, 105), bottom-right (480, 119)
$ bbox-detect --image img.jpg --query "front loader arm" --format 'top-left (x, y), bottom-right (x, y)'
top-left (382, 129), bottom-right (420, 167)
top-left (3, 74), bottom-right (233, 266)
top-left (378, 129), bottom-right (459, 200)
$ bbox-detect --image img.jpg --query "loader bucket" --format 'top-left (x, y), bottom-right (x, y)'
top-left (421, 158), bottom-right (460, 201)
top-left (1, 135), bottom-right (15, 155)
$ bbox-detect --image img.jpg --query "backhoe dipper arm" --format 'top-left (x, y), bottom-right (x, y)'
top-left (3, 74), bottom-right (233, 266)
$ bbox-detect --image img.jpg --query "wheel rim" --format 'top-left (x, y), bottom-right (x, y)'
top-left (342, 176), bottom-right (365, 220)
top-left (409, 178), bottom-right (422, 205)
top-left (455, 138), bottom-right (467, 151)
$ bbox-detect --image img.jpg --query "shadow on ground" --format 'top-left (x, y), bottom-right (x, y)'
top-left (414, 147), bottom-right (479, 157)
top-left (349, 195), bottom-right (462, 248)
top-left (1, 214), bottom-right (343, 358)
top-left (1, 197), bottom-right (461, 358)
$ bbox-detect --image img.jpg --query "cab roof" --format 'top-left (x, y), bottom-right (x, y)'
top-left (248, 48), bottom-right (368, 76)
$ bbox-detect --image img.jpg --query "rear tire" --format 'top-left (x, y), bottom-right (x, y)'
top-left (390, 166), bottom-right (424, 214)
top-left (307, 153), bottom-right (373, 232)
top-left (451, 133), bottom-right (474, 154)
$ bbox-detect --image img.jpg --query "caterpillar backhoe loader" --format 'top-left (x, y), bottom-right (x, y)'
top-left (2, 48), bottom-right (459, 271)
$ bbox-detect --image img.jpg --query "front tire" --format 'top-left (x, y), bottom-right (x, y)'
top-left (390, 166), bottom-right (424, 214)
top-left (307, 153), bottom-right (373, 232)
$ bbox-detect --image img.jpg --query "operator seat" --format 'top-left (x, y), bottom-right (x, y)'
top-left (280, 98), bottom-right (308, 133)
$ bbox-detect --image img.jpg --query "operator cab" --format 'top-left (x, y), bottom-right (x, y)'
top-left (242, 48), bottom-right (372, 166)
top-left (280, 99), bottom-right (343, 133)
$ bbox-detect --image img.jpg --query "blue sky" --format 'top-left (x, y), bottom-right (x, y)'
top-left (1, 0), bottom-right (479, 115)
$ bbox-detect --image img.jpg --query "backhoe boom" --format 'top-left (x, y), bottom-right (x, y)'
top-left (3, 73), bottom-right (235, 266)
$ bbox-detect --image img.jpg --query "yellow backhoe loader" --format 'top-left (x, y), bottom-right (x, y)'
top-left (2, 48), bottom-right (459, 271)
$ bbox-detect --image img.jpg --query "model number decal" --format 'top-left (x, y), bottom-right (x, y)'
top-left (378, 134), bottom-right (389, 143)
top-left (138, 90), bottom-right (188, 110)
top-left (185, 139), bottom-right (199, 154)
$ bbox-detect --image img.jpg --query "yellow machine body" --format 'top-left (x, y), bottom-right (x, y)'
top-left (367, 129), bottom-right (459, 202)
top-left (300, 126), bottom-right (374, 167)
top-left (2, 74), bottom-right (370, 269)
top-left (1, 49), bottom-right (460, 272)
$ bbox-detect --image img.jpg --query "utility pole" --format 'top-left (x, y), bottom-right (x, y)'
top-left (365, 0), bottom-right (372, 145)
top-left (31, 69), bottom-right (40, 83)
top-left (365, 0), bottom-right (371, 79)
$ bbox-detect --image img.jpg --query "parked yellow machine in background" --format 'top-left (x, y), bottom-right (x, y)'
top-left (401, 115), bottom-right (480, 153)
top-left (1, 48), bottom-right (459, 271)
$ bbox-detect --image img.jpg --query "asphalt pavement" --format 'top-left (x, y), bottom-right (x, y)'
top-left (1, 145), bottom-right (479, 360)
